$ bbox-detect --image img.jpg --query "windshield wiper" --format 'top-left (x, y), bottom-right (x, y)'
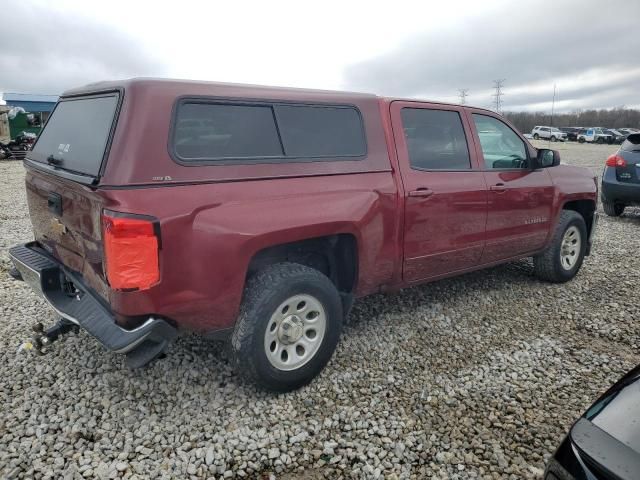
top-left (46, 154), bottom-right (63, 166)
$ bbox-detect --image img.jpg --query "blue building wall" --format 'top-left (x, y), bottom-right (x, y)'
top-left (3, 93), bottom-right (58, 113)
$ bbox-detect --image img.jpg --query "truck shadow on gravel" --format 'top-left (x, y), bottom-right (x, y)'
top-left (346, 259), bottom-right (537, 326)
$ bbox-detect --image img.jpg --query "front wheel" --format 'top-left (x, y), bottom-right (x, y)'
top-left (578, 137), bottom-right (585, 143)
top-left (550, 135), bottom-right (557, 142)
top-left (534, 210), bottom-right (587, 283)
top-left (231, 262), bottom-right (343, 392)
top-left (533, 133), bottom-right (540, 140)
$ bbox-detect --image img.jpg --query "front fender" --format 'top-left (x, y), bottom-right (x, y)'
top-left (546, 164), bottom-right (597, 245)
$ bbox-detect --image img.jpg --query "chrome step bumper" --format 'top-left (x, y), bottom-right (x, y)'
top-left (9, 243), bottom-right (176, 355)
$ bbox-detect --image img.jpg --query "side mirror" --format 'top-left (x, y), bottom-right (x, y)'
top-left (536, 148), bottom-right (560, 168)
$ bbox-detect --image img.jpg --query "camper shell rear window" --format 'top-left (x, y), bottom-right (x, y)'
top-left (170, 99), bottom-right (367, 165)
top-left (28, 93), bottom-right (120, 180)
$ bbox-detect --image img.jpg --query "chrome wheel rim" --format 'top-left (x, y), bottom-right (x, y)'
top-left (264, 294), bottom-right (326, 371)
top-left (560, 226), bottom-right (581, 270)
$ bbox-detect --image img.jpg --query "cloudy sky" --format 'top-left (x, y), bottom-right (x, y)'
top-left (1, 0), bottom-right (638, 112)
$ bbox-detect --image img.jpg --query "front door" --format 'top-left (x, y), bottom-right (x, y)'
top-left (468, 111), bottom-right (554, 263)
top-left (391, 102), bottom-right (488, 283)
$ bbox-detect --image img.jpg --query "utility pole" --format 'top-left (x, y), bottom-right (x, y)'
top-left (492, 79), bottom-right (505, 114)
top-left (458, 89), bottom-right (469, 105)
top-left (550, 84), bottom-right (557, 127)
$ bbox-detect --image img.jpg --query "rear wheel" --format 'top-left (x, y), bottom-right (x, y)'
top-left (534, 210), bottom-right (587, 283)
top-left (231, 262), bottom-right (342, 392)
top-left (550, 135), bottom-right (557, 142)
top-left (533, 133), bottom-right (540, 140)
top-left (596, 137), bottom-right (604, 144)
top-left (603, 200), bottom-right (625, 217)
top-left (578, 137), bottom-right (585, 143)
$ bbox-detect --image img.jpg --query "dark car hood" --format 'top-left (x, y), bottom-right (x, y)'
top-left (563, 366), bottom-right (640, 479)
top-left (583, 369), bottom-right (640, 451)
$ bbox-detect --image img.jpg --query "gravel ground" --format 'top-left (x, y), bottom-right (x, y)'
top-left (1, 141), bottom-right (639, 479)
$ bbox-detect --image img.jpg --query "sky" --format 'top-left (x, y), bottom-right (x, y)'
top-left (1, 0), bottom-right (638, 113)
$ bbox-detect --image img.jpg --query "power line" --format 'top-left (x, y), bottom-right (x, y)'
top-left (458, 89), bottom-right (469, 105)
top-left (492, 79), bottom-right (506, 114)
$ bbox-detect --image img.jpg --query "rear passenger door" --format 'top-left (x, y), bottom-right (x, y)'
top-left (390, 102), bottom-right (488, 283)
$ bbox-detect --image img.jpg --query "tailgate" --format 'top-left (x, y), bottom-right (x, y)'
top-left (617, 150), bottom-right (640, 184)
top-left (619, 134), bottom-right (640, 184)
top-left (25, 168), bottom-right (108, 296)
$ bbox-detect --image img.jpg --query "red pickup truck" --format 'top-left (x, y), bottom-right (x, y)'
top-left (10, 79), bottom-right (597, 391)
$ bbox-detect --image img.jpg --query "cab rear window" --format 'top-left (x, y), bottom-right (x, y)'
top-left (172, 100), bottom-right (366, 163)
top-left (28, 94), bottom-right (119, 178)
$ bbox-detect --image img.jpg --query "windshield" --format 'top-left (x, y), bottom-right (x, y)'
top-left (28, 94), bottom-right (119, 178)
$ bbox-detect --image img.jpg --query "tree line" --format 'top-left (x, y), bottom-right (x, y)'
top-left (503, 108), bottom-right (640, 134)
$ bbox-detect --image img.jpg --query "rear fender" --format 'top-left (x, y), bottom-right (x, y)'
top-left (189, 189), bottom-right (393, 331)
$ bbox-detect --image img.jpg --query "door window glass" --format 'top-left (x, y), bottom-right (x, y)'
top-left (472, 114), bottom-right (528, 169)
top-left (401, 108), bottom-right (471, 170)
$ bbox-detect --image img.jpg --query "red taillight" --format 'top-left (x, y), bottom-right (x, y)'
top-left (606, 154), bottom-right (627, 167)
top-left (102, 210), bottom-right (160, 291)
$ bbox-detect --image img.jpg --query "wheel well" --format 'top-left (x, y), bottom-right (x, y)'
top-left (247, 234), bottom-right (358, 294)
top-left (563, 200), bottom-right (596, 236)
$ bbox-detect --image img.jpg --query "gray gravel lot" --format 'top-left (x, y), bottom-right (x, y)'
top-left (1, 141), bottom-right (639, 479)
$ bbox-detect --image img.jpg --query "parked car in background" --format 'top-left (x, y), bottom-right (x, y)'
top-left (545, 363), bottom-right (640, 480)
top-left (601, 133), bottom-right (640, 216)
top-left (577, 127), bottom-right (613, 144)
top-left (618, 128), bottom-right (640, 136)
top-left (559, 127), bottom-right (580, 141)
top-left (531, 126), bottom-right (567, 142)
top-left (602, 128), bottom-right (627, 144)
top-left (9, 78), bottom-right (598, 391)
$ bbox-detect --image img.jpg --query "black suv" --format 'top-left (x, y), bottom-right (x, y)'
top-left (601, 133), bottom-right (640, 216)
top-left (560, 127), bottom-right (580, 141)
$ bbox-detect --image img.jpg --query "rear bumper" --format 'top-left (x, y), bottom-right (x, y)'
top-left (602, 168), bottom-right (640, 205)
top-left (9, 242), bottom-right (176, 354)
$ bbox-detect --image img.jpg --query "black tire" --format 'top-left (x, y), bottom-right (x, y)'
top-left (231, 262), bottom-right (343, 392)
top-left (533, 133), bottom-right (539, 140)
top-left (578, 137), bottom-right (585, 143)
top-left (534, 210), bottom-right (587, 283)
top-left (550, 135), bottom-right (557, 142)
top-left (603, 200), bottom-right (625, 217)
top-left (596, 137), bottom-right (604, 144)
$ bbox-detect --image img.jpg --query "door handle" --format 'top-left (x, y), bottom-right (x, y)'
top-left (408, 188), bottom-right (434, 198)
top-left (489, 183), bottom-right (506, 193)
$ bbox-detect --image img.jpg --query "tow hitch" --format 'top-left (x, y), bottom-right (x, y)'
top-left (18, 318), bottom-right (78, 355)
